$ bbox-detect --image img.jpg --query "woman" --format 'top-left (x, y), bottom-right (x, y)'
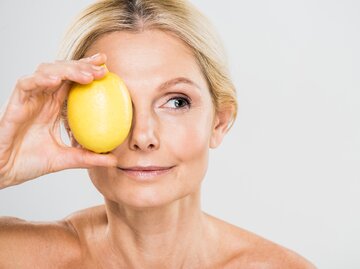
top-left (0, 0), bottom-right (316, 268)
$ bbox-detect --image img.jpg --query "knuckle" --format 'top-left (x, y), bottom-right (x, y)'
top-left (15, 76), bottom-right (25, 87)
top-left (63, 65), bottom-right (74, 77)
top-left (33, 69), bottom-right (44, 78)
top-left (71, 61), bottom-right (85, 72)
top-left (33, 75), bottom-right (43, 87)
top-left (36, 62), bottom-right (48, 72)
top-left (15, 75), bottom-right (30, 90)
top-left (75, 59), bottom-right (88, 67)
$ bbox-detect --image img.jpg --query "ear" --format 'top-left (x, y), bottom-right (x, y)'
top-left (209, 109), bottom-right (233, 148)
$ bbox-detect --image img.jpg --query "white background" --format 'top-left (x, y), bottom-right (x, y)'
top-left (0, 1), bottom-right (359, 268)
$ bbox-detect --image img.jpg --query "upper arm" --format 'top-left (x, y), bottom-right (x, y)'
top-left (0, 217), bottom-right (82, 268)
top-left (0, 217), bottom-right (34, 266)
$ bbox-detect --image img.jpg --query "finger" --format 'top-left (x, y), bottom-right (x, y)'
top-left (50, 54), bottom-right (108, 102)
top-left (79, 52), bottom-right (107, 66)
top-left (15, 56), bottom-right (108, 97)
top-left (53, 147), bottom-right (118, 171)
top-left (16, 73), bottom-right (62, 93)
top-left (37, 60), bottom-right (107, 86)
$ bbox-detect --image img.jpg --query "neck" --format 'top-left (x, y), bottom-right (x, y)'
top-left (102, 191), bottom-right (211, 268)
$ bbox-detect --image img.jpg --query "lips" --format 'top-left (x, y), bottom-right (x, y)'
top-left (119, 166), bottom-right (173, 171)
top-left (117, 166), bottom-right (175, 181)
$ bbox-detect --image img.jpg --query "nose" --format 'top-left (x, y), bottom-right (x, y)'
top-left (128, 108), bottom-right (160, 152)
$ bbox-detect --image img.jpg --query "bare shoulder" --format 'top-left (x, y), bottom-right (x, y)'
top-left (0, 215), bottom-right (82, 269)
top-left (64, 204), bottom-right (107, 240)
top-left (227, 237), bottom-right (317, 269)
top-left (63, 205), bottom-right (109, 267)
top-left (205, 214), bottom-right (317, 269)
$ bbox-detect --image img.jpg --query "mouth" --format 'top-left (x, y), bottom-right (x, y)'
top-left (116, 166), bottom-right (175, 181)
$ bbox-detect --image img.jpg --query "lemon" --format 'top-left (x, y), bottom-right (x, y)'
top-left (67, 67), bottom-right (132, 153)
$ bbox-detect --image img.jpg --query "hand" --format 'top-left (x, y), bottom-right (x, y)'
top-left (0, 53), bottom-right (117, 189)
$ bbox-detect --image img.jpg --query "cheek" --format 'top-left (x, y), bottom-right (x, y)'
top-left (159, 109), bottom-right (213, 163)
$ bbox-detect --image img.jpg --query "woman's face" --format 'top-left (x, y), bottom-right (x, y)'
top-left (83, 30), bottom-right (227, 208)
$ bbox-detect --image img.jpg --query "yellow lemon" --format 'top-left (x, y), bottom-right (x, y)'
top-left (67, 67), bottom-right (132, 153)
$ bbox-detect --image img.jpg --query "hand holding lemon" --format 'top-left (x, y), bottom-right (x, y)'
top-left (0, 54), bottom-right (124, 188)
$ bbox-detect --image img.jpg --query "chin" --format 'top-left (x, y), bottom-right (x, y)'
top-left (120, 187), bottom-right (175, 209)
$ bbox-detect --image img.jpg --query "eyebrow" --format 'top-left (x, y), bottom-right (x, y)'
top-left (157, 77), bottom-right (202, 92)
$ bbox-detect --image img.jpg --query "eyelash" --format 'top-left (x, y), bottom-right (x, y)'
top-left (164, 96), bottom-right (191, 110)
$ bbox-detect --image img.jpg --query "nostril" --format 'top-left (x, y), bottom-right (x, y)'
top-left (148, 144), bottom-right (155, 150)
top-left (131, 143), bottom-right (156, 151)
top-left (134, 145), bottom-right (140, 150)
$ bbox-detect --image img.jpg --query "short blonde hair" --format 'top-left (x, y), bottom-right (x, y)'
top-left (59, 0), bottom-right (237, 129)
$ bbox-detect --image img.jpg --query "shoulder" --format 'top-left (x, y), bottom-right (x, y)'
top-left (0, 216), bottom-right (83, 269)
top-left (64, 204), bottom-right (107, 241)
top-left (228, 238), bottom-right (317, 269)
top-left (205, 214), bottom-right (317, 269)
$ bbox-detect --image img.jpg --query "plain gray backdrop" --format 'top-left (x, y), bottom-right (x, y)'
top-left (1, 1), bottom-right (359, 268)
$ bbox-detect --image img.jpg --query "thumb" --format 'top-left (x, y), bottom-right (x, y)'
top-left (54, 147), bottom-right (118, 171)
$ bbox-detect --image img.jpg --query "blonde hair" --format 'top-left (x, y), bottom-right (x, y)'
top-left (59, 0), bottom-right (237, 129)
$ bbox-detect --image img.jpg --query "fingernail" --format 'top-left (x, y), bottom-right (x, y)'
top-left (81, 71), bottom-right (92, 77)
top-left (101, 64), bottom-right (109, 73)
top-left (92, 65), bottom-right (104, 71)
top-left (90, 53), bottom-right (100, 59)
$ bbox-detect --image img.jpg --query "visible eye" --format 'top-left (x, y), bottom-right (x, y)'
top-left (163, 96), bottom-right (191, 110)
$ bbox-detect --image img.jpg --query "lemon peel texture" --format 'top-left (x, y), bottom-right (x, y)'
top-left (67, 68), bottom-right (132, 153)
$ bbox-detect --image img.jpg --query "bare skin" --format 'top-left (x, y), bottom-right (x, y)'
top-left (0, 206), bottom-right (314, 268)
top-left (0, 30), bottom-right (316, 268)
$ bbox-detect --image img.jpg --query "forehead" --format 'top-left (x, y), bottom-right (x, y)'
top-left (85, 30), bottom-right (208, 91)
